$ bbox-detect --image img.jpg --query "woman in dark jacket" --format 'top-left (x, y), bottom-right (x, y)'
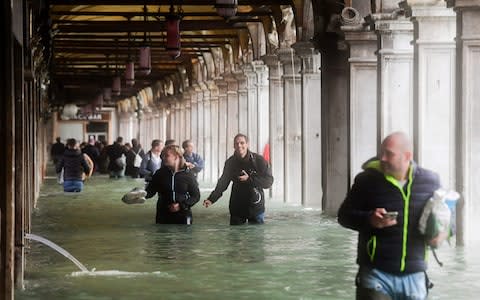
top-left (56, 138), bottom-right (90, 192)
top-left (145, 145), bottom-right (200, 224)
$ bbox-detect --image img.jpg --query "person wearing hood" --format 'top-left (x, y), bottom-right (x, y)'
top-left (338, 132), bottom-right (441, 300)
top-left (56, 138), bottom-right (91, 192)
top-left (203, 134), bottom-right (273, 225)
top-left (145, 144), bottom-right (200, 224)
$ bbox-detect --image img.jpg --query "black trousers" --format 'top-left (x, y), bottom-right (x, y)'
top-left (156, 210), bottom-right (192, 224)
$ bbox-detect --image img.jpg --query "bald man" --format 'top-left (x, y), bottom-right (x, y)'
top-left (338, 132), bottom-right (440, 300)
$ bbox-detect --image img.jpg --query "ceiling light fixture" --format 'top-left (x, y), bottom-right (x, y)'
top-left (138, 4), bottom-right (152, 75)
top-left (215, 0), bottom-right (238, 18)
top-left (166, 4), bottom-right (182, 59)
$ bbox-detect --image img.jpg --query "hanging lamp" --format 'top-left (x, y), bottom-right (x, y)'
top-left (215, 0), bottom-right (237, 18)
top-left (125, 25), bottom-right (135, 87)
top-left (112, 39), bottom-right (121, 96)
top-left (94, 93), bottom-right (104, 111)
top-left (103, 87), bottom-right (112, 102)
top-left (166, 4), bottom-right (182, 59)
top-left (138, 4), bottom-right (151, 75)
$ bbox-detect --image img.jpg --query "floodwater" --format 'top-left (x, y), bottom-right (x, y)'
top-left (16, 173), bottom-right (480, 299)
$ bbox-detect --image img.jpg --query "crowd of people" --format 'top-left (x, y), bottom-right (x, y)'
top-left (51, 131), bottom-right (454, 300)
top-left (51, 134), bottom-right (274, 226)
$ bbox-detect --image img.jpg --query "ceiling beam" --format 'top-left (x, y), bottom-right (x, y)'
top-left (54, 20), bottom-right (249, 33)
top-left (53, 41), bottom-right (229, 48)
top-left (53, 33), bottom-right (240, 40)
top-left (49, 0), bottom-right (292, 5)
top-left (53, 48), bottom-right (210, 54)
top-left (50, 11), bottom-right (272, 17)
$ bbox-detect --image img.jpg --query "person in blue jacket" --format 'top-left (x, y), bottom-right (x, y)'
top-left (182, 140), bottom-right (204, 178)
top-left (338, 132), bottom-right (441, 300)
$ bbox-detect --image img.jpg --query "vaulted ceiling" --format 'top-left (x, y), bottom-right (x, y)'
top-left (46, 0), bottom-right (345, 105)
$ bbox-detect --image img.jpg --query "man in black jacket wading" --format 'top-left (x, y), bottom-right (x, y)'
top-left (203, 133), bottom-right (273, 225)
top-left (338, 132), bottom-right (441, 300)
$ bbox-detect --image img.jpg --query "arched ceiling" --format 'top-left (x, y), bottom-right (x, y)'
top-left (46, 0), bottom-right (346, 105)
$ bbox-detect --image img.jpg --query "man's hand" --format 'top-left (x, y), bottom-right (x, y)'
top-left (169, 203), bottom-right (180, 213)
top-left (369, 208), bottom-right (397, 228)
top-left (238, 170), bottom-right (249, 182)
top-left (185, 162), bottom-right (195, 169)
top-left (203, 199), bottom-right (213, 208)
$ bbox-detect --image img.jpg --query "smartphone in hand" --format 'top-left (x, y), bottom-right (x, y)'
top-left (382, 211), bottom-right (398, 220)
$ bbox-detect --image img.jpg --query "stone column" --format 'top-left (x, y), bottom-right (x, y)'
top-left (235, 71), bottom-right (249, 135)
top-left (402, 0), bottom-right (457, 189)
top-left (253, 60), bottom-right (270, 155)
top-left (320, 38), bottom-right (350, 215)
top-left (175, 98), bottom-right (182, 142)
top-left (278, 47), bottom-right (303, 205)
top-left (244, 64), bottom-right (259, 151)
top-left (262, 54), bottom-right (285, 200)
top-left (225, 73), bottom-right (239, 146)
top-left (168, 97), bottom-right (177, 140)
top-left (180, 92), bottom-right (189, 142)
top-left (343, 29), bottom-right (379, 181)
top-left (178, 99), bottom-right (185, 143)
top-left (293, 41), bottom-right (323, 208)
top-left (184, 88), bottom-right (193, 140)
top-left (190, 84), bottom-right (200, 145)
top-left (197, 83), bottom-right (206, 174)
top-left (159, 104), bottom-right (168, 141)
top-left (202, 82), bottom-right (212, 183)
top-left (215, 79), bottom-right (229, 167)
top-left (375, 15), bottom-right (414, 140)
top-left (448, 0), bottom-right (480, 245)
top-left (209, 82), bottom-right (220, 182)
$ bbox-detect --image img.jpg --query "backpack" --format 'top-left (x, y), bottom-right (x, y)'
top-left (133, 149), bottom-right (143, 168)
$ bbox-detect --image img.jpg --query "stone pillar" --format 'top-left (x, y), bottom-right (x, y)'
top-left (343, 29), bottom-right (379, 181)
top-left (253, 60), bottom-right (270, 155)
top-left (448, 0), bottom-right (480, 245)
top-left (375, 16), bottom-right (414, 140)
top-left (202, 82), bottom-right (212, 183)
top-left (184, 88), bottom-right (193, 140)
top-left (235, 71), bottom-right (249, 135)
top-left (321, 39), bottom-right (350, 215)
top-left (191, 84), bottom-right (200, 145)
top-left (293, 41), bottom-right (323, 208)
top-left (197, 83), bottom-right (206, 175)
top-left (209, 82), bottom-right (220, 182)
top-left (244, 64), bottom-right (259, 151)
top-left (159, 104), bottom-right (168, 141)
top-left (278, 47), bottom-right (303, 205)
top-left (179, 94), bottom-right (188, 142)
top-left (175, 99), bottom-right (182, 142)
top-left (262, 54), bottom-right (285, 200)
top-left (225, 74), bottom-right (239, 147)
top-left (215, 79), bottom-right (229, 167)
top-left (402, 0), bottom-right (457, 190)
top-left (168, 97), bottom-right (177, 140)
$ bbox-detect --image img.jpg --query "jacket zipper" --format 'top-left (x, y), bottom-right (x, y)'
top-left (384, 165), bottom-right (414, 272)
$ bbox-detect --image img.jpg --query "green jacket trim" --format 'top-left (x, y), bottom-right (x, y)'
top-left (384, 165), bottom-right (414, 272)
